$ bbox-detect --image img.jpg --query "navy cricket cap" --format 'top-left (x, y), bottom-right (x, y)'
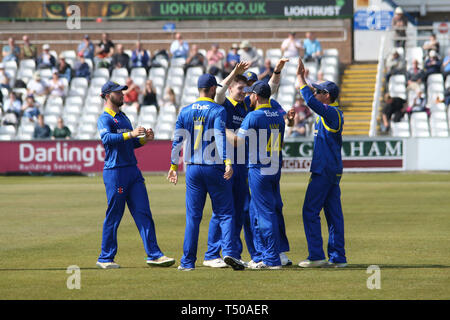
top-left (101, 81), bottom-right (128, 96)
top-left (245, 80), bottom-right (271, 99)
top-left (311, 81), bottom-right (340, 101)
top-left (244, 71), bottom-right (258, 82)
top-left (197, 74), bottom-right (222, 88)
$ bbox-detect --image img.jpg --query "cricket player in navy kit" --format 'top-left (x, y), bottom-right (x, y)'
top-left (168, 74), bottom-right (245, 271)
top-left (96, 81), bottom-right (175, 269)
top-left (233, 81), bottom-right (286, 269)
top-left (296, 58), bottom-right (348, 268)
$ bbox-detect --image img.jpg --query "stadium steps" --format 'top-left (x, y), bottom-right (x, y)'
top-left (339, 64), bottom-right (377, 136)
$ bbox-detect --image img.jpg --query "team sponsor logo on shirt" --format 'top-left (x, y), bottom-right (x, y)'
top-left (191, 103), bottom-right (209, 110)
top-left (263, 110), bottom-right (279, 117)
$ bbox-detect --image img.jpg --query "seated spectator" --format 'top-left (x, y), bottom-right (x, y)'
top-left (206, 43), bottom-right (224, 76)
top-left (57, 56), bottom-right (72, 83)
top-left (33, 114), bottom-right (51, 139)
top-left (406, 90), bottom-right (430, 116)
top-left (385, 49), bottom-right (406, 86)
top-left (381, 94), bottom-right (407, 132)
top-left (281, 32), bottom-right (302, 58)
top-left (424, 50), bottom-right (442, 81)
top-left (239, 40), bottom-right (260, 67)
top-left (422, 34), bottom-right (440, 57)
top-left (442, 48), bottom-right (450, 80)
top-left (52, 117), bottom-right (71, 140)
top-left (123, 77), bottom-right (140, 112)
top-left (131, 41), bottom-right (150, 70)
top-left (77, 34), bottom-right (95, 61)
top-left (183, 44), bottom-right (205, 72)
top-left (223, 43), bottom-right (240, 77)
top-left (74, 55), bottom-right (91, 80)
top-left (142, 80), bottom-right (159, 112)
top-left (36, 44), bottom-right (56, 69)
top-left (94, 32), bottom-right (115, 68)
top-left (161, 87), bottom-right (177, 109)
top-left (287, 94), bottom-right (312, 137)
top-left (406, 59), bottom-right (425, 92)
top-left (47, 71), bottom-right (66, 98)
top-left (21, 35), bottom-right (37, 60)
top-left (258, 58), bottom-right (274, 83)
top-left (170, 32), bottom-right (189, 59)
top-left (391, 7), bottom-right (408, 48)
top-left (4, 91), bottom-right (22, 118)
top-left (0, 63), bottom-right (11, 89)
top-left (303, 32), bottom-right (323, 64)
top-left (27, 72), bottom-right (48, 98)
top-left (110, 44), bottom-right (130, 72)
top-left (21, 95), bottom-right (41, 122)
top-left (2, 37), bottom-right (20, 63)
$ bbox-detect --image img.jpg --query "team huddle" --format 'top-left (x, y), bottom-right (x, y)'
top-left (95, 57), bottom-right (348, 271)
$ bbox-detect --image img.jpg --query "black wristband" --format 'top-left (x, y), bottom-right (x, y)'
top-left (274, 71), bottom-right (281, 74)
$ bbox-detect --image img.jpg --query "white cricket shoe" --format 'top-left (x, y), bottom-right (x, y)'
top-left (203, 258), bottom-right (228, 268)
top-left (177, 265), bottom-right (194, 271)
top-left (298, 259), bottom-right (329, 268)
top-left (249, 261), bottom-right (282, 270)
top-left (280, 252), bottom-right (292, 266)
top-left (223, 256), bottom-right (245, 271)
top-left (247, 260), bottom-right (260, 269)
top-left (146, 255), bottom-right (175, 267)
top-left (96, 261), bottom-right (120, 269)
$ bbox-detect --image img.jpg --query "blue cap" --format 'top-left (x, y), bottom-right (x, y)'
top-left (244, 71), bottom-right (258, 82)
top-left (101, 81), bottom-right (128, 96)
top-left (311, 81), bottom-right (340, 101)
top-left (245, 80), bottom-right (271, 99)
top-left (197, 74), bottom-right (222, 88)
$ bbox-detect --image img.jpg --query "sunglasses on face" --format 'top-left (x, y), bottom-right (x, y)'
top-left (314, 89), bottom-right (329, 95)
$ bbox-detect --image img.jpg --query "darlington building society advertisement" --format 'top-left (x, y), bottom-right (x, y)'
top-left (0, 139), bottom-right (404, 174)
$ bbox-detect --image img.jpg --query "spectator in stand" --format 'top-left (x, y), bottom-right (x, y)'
top-left (424, 50), bottom-right (442, 81)
top-left (381, 93), bottom-right (407, 132)
top-left (223, 43), bottom-right (240, 77)
top-left (406, 59), bottom-right (425, 92)
top-left (47, 71), bottom-right (66, 98)
top-left (74, 55), bottom-right (91, 80)
top-left (52, 117), bottom-right (71, 140)
top-left (77, 34), bottom-right (95, 61)
top-left (183, 44), bottom-right (205, 73)
top-left (4, 91), bottom-right (22, 118)
top-left (161, 87), bottom-right (177, 109)
top-left (239, 40), bottom-right (260, 67)
top-left (21, 35), bottom-right (37, 60)
top-left (2, 37), bottom-right (20, 63)
top-left (110, 44), bottom-right (130, 72)
top-left (21, 95), bottom-right (41, 122)
top-left (36, 44), bottom-right (56, 69)
top-left (303, 32), bottom-right (323, 64)
top-left (95, 32), bottom-right (115, 68)
top-left (281, 32), bottom-right (303, 58)
top-left (123, 77), bottom-right (141, 112)
top-left (435, 86), bottom-right (450, 108)
top-left (287, 94), bottom-right (312, 137)
top-left (206, 43), bottom-right (224, 76)
top-left (385, 49), bottom-right (406, 86)
top-left (57, 56), bottom-right (72, 83)
top-left (442, 48), bottom-right (450, 80)
top-left (142, 79), bottom-right (159, 112)
top-left (131, 41), bottom-right (150, 70)
top-left (422, 34), bottom-right (440, 57)
top-left (258, 58), bottom-right (274, 83)
top-left (27, 72), bottom-right (48, 98)
top-left (170, 33), bottom-right (189, 59)
top-left (0, 63), bottom-right (11, 89)
top-left (406, 90), bottom-right (430, 116)
top-left (391, 7), bottom-right (408, 48)
top-left (33, 114), bottom-right (51, 139)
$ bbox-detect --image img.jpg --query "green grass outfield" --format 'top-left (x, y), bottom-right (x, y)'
top-left (0, 172), bottom-right (449, 300)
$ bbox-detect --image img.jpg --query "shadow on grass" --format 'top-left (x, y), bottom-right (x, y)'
top-left (1, 264), bottom-right (449, 272)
